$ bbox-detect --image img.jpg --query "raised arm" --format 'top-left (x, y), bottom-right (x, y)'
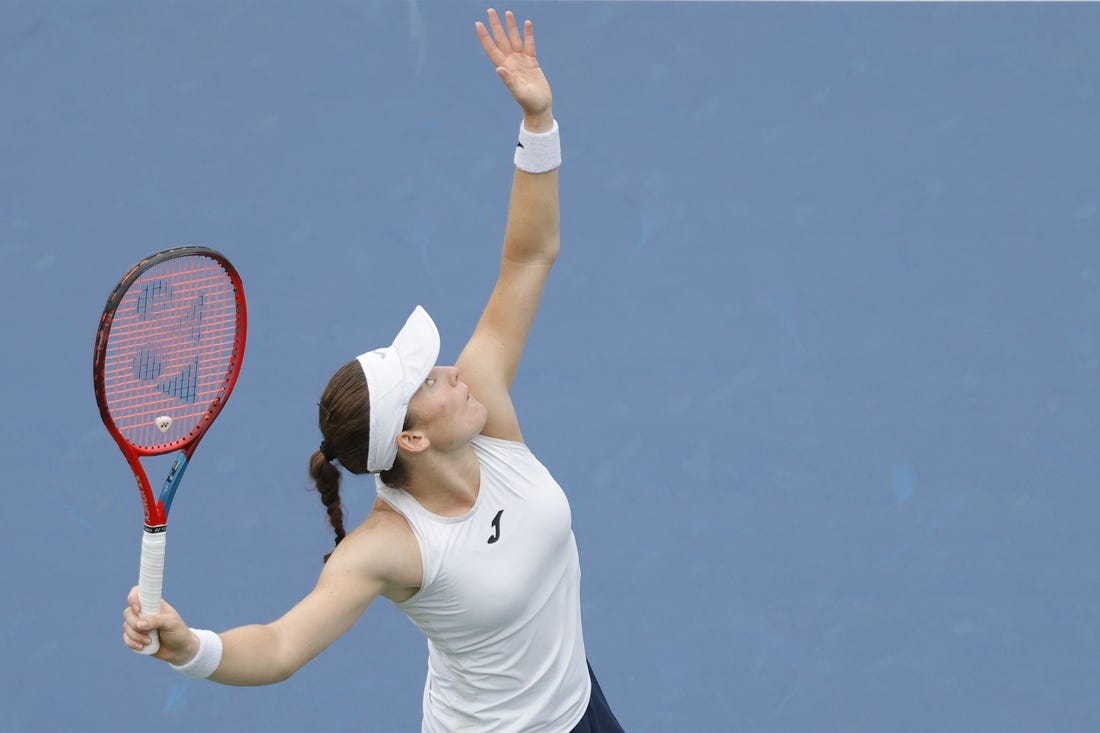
top-left (457, 9), bottom-right (560, 442)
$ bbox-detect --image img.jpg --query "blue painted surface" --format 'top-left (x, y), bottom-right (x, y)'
top-left (2, 2), bottom-right (1099, 731)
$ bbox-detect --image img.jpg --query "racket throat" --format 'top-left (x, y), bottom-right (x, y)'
top-left (160, 452), bottom-right (191, 516)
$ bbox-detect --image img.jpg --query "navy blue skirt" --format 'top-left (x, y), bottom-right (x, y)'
top-left (569, 662), bottom-right (625, 732)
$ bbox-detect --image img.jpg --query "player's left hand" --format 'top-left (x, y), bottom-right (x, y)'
top-left (476, 9), bottom-right (553, 127)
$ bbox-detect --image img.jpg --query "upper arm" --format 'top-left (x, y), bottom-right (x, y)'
top-left (264, 510), bottom-right (420, 675)
top-left (456, 256), bottom-right (555, 441)
top-left (458, 162), bottom-right (560, 442)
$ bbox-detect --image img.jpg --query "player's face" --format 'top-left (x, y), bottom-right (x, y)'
top-left (408, 366), bottom-right (487, 450)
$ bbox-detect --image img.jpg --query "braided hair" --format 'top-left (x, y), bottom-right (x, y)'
top-left (311, 360), bottom-right (414, 562)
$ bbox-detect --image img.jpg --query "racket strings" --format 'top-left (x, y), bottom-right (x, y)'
top-left (101, 256), bottom-right (242, 449)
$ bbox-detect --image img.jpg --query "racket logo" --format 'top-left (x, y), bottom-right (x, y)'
top-left (128, 281), bottom-right (206, 404)
top-left (136, 279), bottom-right (172, 320)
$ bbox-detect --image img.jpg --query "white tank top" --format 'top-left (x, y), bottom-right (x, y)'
top-left (375, 435), bottom-right (591, 732)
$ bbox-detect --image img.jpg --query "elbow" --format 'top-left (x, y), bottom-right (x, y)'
top-left (270, 665), bottom-right (296, 685)
top-left (255, 625), bottom-right (308, 685)
top-left (540, 232), bottom-right (561, 265)
top-left (503, 236), bottom-right (559, 269)
top-left (543, 239), bottom-right (560, 267)
top-left (237, 659), bottom-right (298, 687)
top-left (268, 643), bottom-right (308, 685)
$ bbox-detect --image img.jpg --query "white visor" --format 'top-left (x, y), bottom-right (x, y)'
top-left (356, 305), bottom-right (440, 473)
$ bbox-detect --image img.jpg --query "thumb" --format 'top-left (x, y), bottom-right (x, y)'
top-left (145, 601), bottom-right (185, 631)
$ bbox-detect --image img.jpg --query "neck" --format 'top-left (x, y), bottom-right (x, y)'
top-left (401, 442), bottom-right (481, 517)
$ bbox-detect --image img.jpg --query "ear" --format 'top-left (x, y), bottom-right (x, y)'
top-left (397, 428), bottom-right (430, 456)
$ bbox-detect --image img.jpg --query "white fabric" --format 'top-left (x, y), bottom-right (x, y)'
top-left (170, 628), bottom-right (223, 679)
top-left (376, 435), bottom-right (590, 732)
top-left (357, 306), bottom-right (440, 472)
top-left (514, 119), bottom-right (561, 174)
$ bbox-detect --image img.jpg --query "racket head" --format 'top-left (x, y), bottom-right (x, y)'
top-left (93, 246), bottom-right (247, 523)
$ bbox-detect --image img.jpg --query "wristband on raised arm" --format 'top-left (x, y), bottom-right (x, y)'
top-left (514, 119), bottom-right (561, 173)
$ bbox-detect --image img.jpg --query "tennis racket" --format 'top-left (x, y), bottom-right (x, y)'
top-left (93, 246), bottom-right (247, 655)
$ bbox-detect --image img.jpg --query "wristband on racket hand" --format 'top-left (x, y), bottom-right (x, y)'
top-left (514, 119), bottom-right (560, 173)
top-left (170, 628), bottom-right (223, 679)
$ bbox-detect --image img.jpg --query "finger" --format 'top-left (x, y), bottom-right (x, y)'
top-left (127, 609), bottom-right (162, 635)
top-left (128, 586), bottom-right (140, 609)
top-left (145, 611), bottom-right (177, 631)
top-left (523, 19), bottom-right (536, 58)
top-left (475, 21), bottom-right (506, 67)
top-left (124, 624), bottom-right (150, 646)
top-left (123, 623), bottom-right (152, 649)
top-left (487, 8), bottom-right (509, 54)
top-left (504, 10), bottom-right (523, 52)
top-left (126, 611), bottom-right (152, 632)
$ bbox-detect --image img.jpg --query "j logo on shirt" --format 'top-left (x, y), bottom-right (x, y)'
top-left (487, 509), bottom-right (503, 544)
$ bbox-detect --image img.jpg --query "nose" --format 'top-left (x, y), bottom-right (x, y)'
top-left (445, 366), bottom-right (460, 386)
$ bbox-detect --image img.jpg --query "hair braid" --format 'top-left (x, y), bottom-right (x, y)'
top-left (309, 450), bottom-right (346, 563)
top-left (310, 359), bottom-right (418, 562)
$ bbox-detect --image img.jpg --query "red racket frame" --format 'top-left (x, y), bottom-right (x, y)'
top-left (93, 245), bottom-right (247, 529)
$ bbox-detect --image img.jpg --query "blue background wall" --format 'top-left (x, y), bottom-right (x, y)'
top-left (2, 1), bottom-right (1098, 731)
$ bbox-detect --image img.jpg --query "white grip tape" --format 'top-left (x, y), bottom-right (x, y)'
top-left (137, 529), bottom-right (166, 655)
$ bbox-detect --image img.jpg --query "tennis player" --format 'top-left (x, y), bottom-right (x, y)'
top-left (122, 9), bottom-right (624, 732)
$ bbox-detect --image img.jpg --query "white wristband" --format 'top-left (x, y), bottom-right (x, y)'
top-left (170, 628), bottom-right (223, 679)
top-left (514, 119), bottom-right (561, 173)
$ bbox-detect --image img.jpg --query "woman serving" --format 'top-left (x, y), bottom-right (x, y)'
top-left (123, 9), bottom-right (624, 732)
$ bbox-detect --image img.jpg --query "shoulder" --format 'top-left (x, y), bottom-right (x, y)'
top-left (327, 498), bottom-right (422, 599)
top-left (361, 496), bottom-right (416, 535)
top-left (472, 433), bottom-right (541, 465)
top-left (472, 433), bottom-right (528, 454)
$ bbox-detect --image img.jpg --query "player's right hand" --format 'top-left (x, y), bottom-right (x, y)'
top-left (122, 586), bottom-right (196, 665)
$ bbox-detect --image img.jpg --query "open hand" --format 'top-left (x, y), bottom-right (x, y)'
top-left (476, 9), bottom-right (553, 128)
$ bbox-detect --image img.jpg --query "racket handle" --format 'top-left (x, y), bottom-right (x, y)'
top-left (137, 529), bottom-right (166, 655)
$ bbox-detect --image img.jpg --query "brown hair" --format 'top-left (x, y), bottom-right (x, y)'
top-left (310, 360), bottom-right (413, 562)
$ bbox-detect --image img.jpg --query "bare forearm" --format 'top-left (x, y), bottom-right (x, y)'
top-left (207, 624), bottom-right (299, 686)
top-left (504, 111), bottom-right (560, 266)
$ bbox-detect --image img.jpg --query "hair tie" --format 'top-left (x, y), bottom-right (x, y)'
top-left (319, 440), bottom-right (338, 463)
